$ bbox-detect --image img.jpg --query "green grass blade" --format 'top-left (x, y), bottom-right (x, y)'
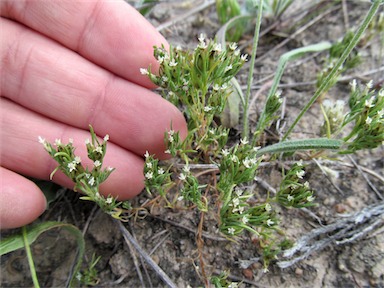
top-left (1, 222), bottom-right (85, 287)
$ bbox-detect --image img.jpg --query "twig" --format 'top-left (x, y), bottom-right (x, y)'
top-left (347, 155), bottom-right (383, 200)
top-left (115, 220), bottom-right (178, 288)
top-left (123, 222), bottom-right (145, 287)
top-left (277, 201), bottom-right (384, 269)
top-left (156, 0), bottom-right (215, 32)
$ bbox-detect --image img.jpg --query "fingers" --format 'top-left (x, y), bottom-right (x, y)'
top-left (0, 167), bottom-right (47, 229)
top-left (1, 18), bottom-right (187, 158)
top-left (1, 98), bottom-right (146, 200)
top-left (0, 0), bottom-right (166, 88)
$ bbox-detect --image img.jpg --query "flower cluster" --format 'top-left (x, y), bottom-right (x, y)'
top-left (341, 80), bottom-right (384, 153)
top-left (320, 99), bottom-right (346, 137)
top-left (219, 187), bottom-right (277, 236)
top-left (218, 138), bottom-right (262, 189)
top-left (39, 126), bottom-right (126, 218)
top-left (253, 90), bottom-right (283, 142)
top-left (178, 165), bottom-right (208, 212)
top-left (144, 151), bottom-right (172, 198)
top-left (276, 161), bottom-right (316, 208)
top-left (143, 34), bottom-right (247, 150)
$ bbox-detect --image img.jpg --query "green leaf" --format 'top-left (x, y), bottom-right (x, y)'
top-left (0, 222), bottom-right (85, 287)
top-left (256, 138), bottom-right (343, 156)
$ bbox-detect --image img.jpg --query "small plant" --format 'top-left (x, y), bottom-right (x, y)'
top-left (33, 0), bottom-right (384, 286)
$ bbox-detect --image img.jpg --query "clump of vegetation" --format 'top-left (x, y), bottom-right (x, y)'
top-left (2, 1), bottom-right (383, 287)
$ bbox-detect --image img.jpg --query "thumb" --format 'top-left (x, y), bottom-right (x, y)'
top-left (0, 167), bottom-right (47, 229)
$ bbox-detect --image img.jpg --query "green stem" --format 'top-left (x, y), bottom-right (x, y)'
top-left (252, 42), bottom-right (331, 145)
top-left (22, 226), bottom-right (40, 288)
top-left (282, 0), bottom-right (383, 141)
top-left (243, 0), bottom-right (264, 139)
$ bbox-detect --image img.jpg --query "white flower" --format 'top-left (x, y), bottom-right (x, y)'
top-left (240, 138), bottom-right (249, 145)
top-left (287, 195), bottom-right (294, 202)
top-left (94, 160), bottom-right (101, 168)
top-left (350, 79), bottom-right (357, 92)
top-left (366, 80), bottom-right (373, 89)
top-left (224, 64), bottom-right (233, 72)
top-left (145, 171), bottom-right (153, 180)
top-left (54, 138), bottom-right (62, 146)
top-left (253, 146), bottom-right (261, 152)
top-left (146, 162), bottom-right (153, 169)
top-left (243, 158), bottom-right (252, 169)
top-left (38, 136), bottom-right (45, 144)
top-left (169, 59), bottom-right (178, 67)
top-left (74, 156), bottom-right (81, 164)
top-left (106, 197), bottom-right (113, 204)
top-left (168, 135), bottom-right (174, 143)
top-left (229, 42), bottom-right (238, 50)
top-left (378, 109), bottom-right (384, 118)
top-left (68, 138), bottom-right (74, 144)
top-left (235, 189), bottom-right (243, 197)
top-left (242, 216), bottom-right (249, 224)
top-left (88, 176), bottom-right (95, 186)
top-left (213, 84), bottom-right (220, 91)
top-left (213, 43), bottom-right (222, 53)
top-left (297, 159), bottom-right (303, 167)
top-left (221, 83), bottom-right (228, 90)
top-left (85, 138), bottom-right (90, 145)
top-left (144, 151), bottom-right (150, 158)
top-left (231, 155), bottom-right (238, 162)
top-left (165, 149), bottom-right (171, 154)
top-left (158, 168), bottom-right (165, 175)
top-left (67, 161), bottom-right (77, 172)
top-left (222, 149), bottom-right (230, 156)
top-left (162, 76), bottom-right (168, 82)
top-left (228, 227), bottom-right (235, 235)
top-left (157, 56), bottom-right (164, 64)
top-left (140, 68), bottom-right (149, 75)
top-left (365, 117), bottom-right (372, 125)
top-left (107, 166), bottom-right (114, 171)
top-left (266, 219), bottom-right (274, 226)
top-left (177, 195), bottom-right (184, 201)
top-left (183, 165), bottom-right (190, 173)
top-left (296, 170), bottom-right (305, 179)
top-left (232, 197), bottom-right (240, 207)
top-left (304, 181), bottom-right (310, 189)
top-left (240, 54), bottom-right (248, 61)
top-left (365, 97), bottom-right (375, 108)
top-left (265, 203), bottom-right (272, 212)
top-left (307, 195), bottom-right (315, 202)
top-left (179, 173), bottom-right (187, 181)
top-left (104, 134), bottom-right (109, 141)
top-left (95, 192), bottom-right (101, 198)
top-left (204, 106), bottom-right (212, 112)
top-left (197, 41), bottom-right (207, 49)
top-left (198, 33), bottom-right (205, 43)
top-left (94, 146), bottom-right (103, 154)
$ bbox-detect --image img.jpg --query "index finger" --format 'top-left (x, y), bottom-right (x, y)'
top-left (0, 0), bottom-right (165, 88)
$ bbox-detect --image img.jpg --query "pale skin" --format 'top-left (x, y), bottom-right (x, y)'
top-left (0, 1), bottom-right (187, 229)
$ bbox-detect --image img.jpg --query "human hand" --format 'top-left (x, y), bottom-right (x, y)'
top-left (0, 1), bottom-right (187, 229)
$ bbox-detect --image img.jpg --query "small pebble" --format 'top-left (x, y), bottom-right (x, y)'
top-left (242, 268), bottom-right (254, 280)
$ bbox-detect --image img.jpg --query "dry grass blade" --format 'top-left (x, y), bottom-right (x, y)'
top-left (115, 220), bottom-right (178, 288)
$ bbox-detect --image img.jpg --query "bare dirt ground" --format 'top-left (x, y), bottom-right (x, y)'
top-left (1, 1), bottom-right (383, 287)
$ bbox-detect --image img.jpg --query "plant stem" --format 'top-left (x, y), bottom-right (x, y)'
top-left (22, 226), bottom-right (40, 288)
top-left (282, 0), bottom-right (383, 141)
top-left (243, 0), bottom-right (264, 140)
